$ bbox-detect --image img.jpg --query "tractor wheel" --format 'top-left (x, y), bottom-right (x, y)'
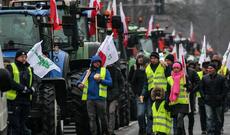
top-left (40, 83), bottom-right (57, 135)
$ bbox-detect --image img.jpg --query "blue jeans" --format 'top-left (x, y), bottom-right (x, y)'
top-left (136, 97), bottom-right (147, 133)
top-left (205, 104), bottom-right (223, 135)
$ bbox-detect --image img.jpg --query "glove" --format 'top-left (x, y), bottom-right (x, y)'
top-left (22, 86), bottom-right (34, 94)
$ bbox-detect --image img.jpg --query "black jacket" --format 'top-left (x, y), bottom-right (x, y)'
top-left (107, 65), bottom-right (124, 101)
top-left (186, 68), bottom-right (200, 112)
top-left (200, 73), bottom-right (228, 107)
top-left (6, 61), bottom-right (33, 102)
top-left (128, 64), bottom-right (147, 96)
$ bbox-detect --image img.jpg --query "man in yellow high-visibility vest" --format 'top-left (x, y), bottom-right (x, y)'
top-left (6, 50), bottom-right (34, 135)
top-left (77, 55), bottom-right (112, 135)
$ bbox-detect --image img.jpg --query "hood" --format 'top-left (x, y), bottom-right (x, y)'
top-left (91, 55), bottom-right (102, 64)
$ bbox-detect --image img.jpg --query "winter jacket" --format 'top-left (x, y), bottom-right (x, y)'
top-left (200, 73), bottom-right (228, 107)
top-left (6, 61), bottom-right (33, 102)
top-left (186, 68), bottom-right (200, 112)
top-left (107, 65), bottom-right (124, 101)
top-left (128, 64), bottom-right (147, 96)
top-left (76, 56), bottom-right (112, 100)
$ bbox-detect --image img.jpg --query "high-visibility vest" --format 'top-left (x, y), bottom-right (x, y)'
top-left (218, 66), bottom-right (228, 77)
top-left (152, 101), bottom-right (172, 135)
top-left (6, 63), bottom-right (33, 100)
top-left (82, 67), bottom-right (107, 101)
top-left (167, 76), bottom-right (189, 105)
top-left (145, 64), bottom-right (167, 91)
top-left (196, 71), bottom-right (203, 98)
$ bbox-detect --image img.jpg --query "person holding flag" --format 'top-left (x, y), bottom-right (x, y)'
top-left (76, 55), bottom-right (112, 135)
top-left (6, 50), bottom-right (34, 135)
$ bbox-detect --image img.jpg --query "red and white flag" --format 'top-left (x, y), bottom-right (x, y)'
top-left (145, 15), bottom-right (153, 38)
top-left (189, 22), bottom-right (195, 42)
top-left (97, 34), bottom-right (119, 67)
top-left (110, 0), bottom-right (118, 39)
top-left (119, 2), bottom-right (128, 47)
top-left (88, 0), bottom-right (101, 37)
top-left (50, 0), bottom-right (62, 30)
top-left (112, 0), bottom-right (117, 16)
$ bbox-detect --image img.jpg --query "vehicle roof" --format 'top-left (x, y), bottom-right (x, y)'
top-left (0, 9), bottom-right (49, 16)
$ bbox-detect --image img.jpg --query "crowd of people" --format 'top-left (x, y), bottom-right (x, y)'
top-left (128, 50), bottom-right (229, 135)
top-left (2, 45), bottom-right (230, 135)
top-left (74, 47), bottom-right (229, 135)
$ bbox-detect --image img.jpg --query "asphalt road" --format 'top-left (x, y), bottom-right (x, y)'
top-left (115, 111), bottom-right (230, 135)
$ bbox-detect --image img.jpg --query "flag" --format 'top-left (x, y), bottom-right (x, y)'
top-left (145, 15), bottom-right (153, 38)
top-left (111, 0), bottom-right (118, 39)
top-left (178, 44), bottom-right (187, 74)
top-left (97, 34), bottom-right (119, 67)
top-left (189, 22), bottom-right (195, 42)
top-left (88, 0), bottom-right (101, 36)
top-left (0, 45), bottom-right (4, 68)
top-left (199, 35), bottom-right (206, 65)
top-left (171, 45), bottom-right (177, 62)
top-left (172, 29), bottom-right (176, 37)
top-left (226, 51), bottom-right (230, 70)
top-left (27, 41), bottom-right (61, 78)
top-left (222, 42), bottom-right (230, 65)
top-left (50, 0), bottom-right (62, 30)
top-left (112, 0), bottom-right (117, 16)
top-left (106, 1), bottom-right (111, 11)
top-left (207, 42), bottom-right (213, 52)
top-left (119, 2), bottom-right (128, 47)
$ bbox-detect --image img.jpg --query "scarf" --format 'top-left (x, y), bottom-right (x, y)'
top-left (169, 70), bottom-right (184, 102)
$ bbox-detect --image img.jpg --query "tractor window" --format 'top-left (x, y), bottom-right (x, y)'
top-left (54, 9), bottom-right (68, 43)
top-left (0, 14), bottom-right (40, 51)
top-left (77, 16), bottom-right (88, 41)
top-left (139, 38), bottom-right (153, 53)
top-left (54, 9), bottom-right (88, 47)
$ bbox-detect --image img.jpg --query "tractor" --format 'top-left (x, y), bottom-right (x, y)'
top-left (0, 0), bottom-right (132, 134)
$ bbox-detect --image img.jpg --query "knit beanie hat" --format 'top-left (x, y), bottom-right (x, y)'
top-left (15, 50), bottom-right (27, 59)
top-left (165, 54), bottom-right (174, 62)
top-left (150, 52), bottom-right (159, 59)
top-left (208, 63), bottom-right (217, 70)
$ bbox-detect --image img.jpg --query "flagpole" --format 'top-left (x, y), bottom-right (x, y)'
top-left (51, 23), bottom-right (54, 61)
top-left (95, 14), bottom-right (98, 42)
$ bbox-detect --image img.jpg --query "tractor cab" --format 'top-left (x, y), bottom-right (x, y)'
top-left (0, 7), bottom-right (51, 63)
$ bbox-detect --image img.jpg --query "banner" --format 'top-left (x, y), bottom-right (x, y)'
top-left (27, 41), bottom-right (60, 78)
